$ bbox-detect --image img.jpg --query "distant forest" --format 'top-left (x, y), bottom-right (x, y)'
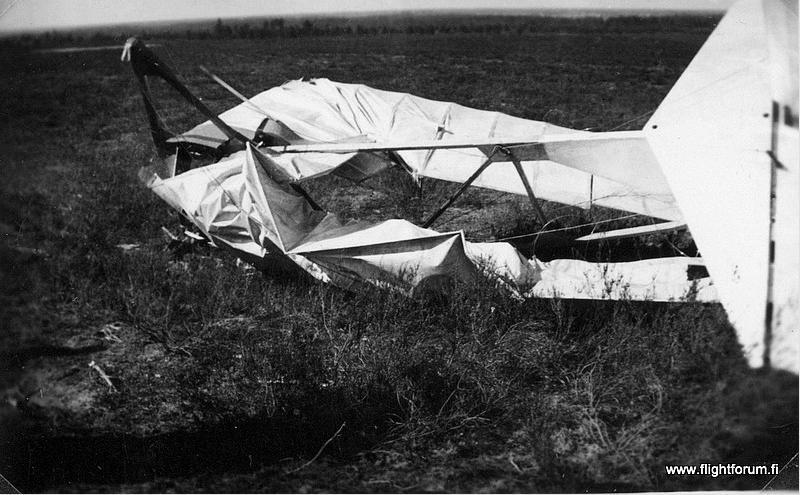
top-left (2, 13), bottom-right (721, 49)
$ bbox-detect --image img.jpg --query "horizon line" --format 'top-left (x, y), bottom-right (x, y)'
top-left (0, 5), bottom-right (726, 35)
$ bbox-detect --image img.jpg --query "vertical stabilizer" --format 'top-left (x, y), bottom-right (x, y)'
top-left (763, 0), bottom-right (799, 372)
top-left (645, 0), bottom-right (798, 372)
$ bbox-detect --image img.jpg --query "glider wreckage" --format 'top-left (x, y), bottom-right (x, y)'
top-left (123, 0), bottom-right (798, 373)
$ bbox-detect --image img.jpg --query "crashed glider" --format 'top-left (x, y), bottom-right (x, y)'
top-left (123, 0), bottom-right (798, 373)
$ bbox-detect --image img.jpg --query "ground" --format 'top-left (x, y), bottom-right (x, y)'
top-left (0, 16), bottom-right (797, 493)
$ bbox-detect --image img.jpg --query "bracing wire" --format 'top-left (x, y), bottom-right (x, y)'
top-left (498, 212), bottom-right (643, 242)
top-left (607, 109), bottom-right (656, 131)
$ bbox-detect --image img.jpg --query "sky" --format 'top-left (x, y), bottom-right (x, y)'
top-left (0, 0), bottom-right (735, 33)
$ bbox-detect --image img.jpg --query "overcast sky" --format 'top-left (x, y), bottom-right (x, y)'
top-left (0, 0), bottom-right (735, 33)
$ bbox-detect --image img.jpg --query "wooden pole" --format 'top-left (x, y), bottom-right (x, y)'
top-left (422, 150), bottom-right (497, 228)
top-left (502, 147), bottom-right (548, 226)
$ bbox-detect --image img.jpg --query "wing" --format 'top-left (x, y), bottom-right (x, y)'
top-left (176, 79), bottom-right (682, 221)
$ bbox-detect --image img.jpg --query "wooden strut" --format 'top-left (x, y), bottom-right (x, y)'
top-left (422, 149), bottom-right (498, 228)
top-left (199, 65), bottom-right (270, 117)
top-left (388, 150), bottom-right (415, 177)
top-left (500, 147), bottom-right (549, 226)
top-left (193, 63), bottom-right (322, 210)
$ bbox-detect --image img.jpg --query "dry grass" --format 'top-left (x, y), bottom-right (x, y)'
top-left (0, 17), bottom-right (797, 492)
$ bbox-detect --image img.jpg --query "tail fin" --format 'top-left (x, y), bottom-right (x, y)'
top-left (645, 0), bottom-right (798, 372)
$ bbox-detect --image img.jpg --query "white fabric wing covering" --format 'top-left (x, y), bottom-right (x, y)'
top-left (146, 68), bottom-right (708, 302)
top-left (177, 78), bottom-right (681, 220)
top-left (144, 144), bottom-right (714, 303)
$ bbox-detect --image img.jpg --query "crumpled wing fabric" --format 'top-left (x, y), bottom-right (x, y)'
top-left (176, 78), bottom-right (681, 221)
top-left (144, 144), bottom-right (713, 302)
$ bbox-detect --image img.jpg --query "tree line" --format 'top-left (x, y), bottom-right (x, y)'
top-left (1, 14), bottom-right (720, 50)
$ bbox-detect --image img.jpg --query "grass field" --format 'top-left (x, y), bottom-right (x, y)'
top-left (1, 16), bottom-right (798, 492)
